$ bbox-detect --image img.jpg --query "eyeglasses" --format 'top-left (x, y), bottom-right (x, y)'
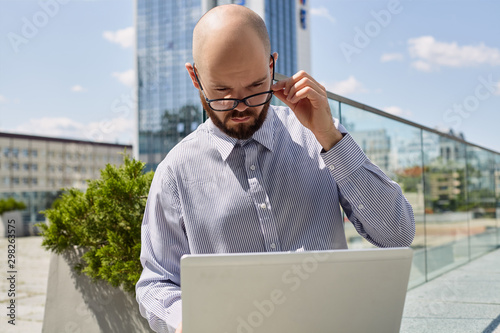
top-left (193, 55), bottom-right (275, 112)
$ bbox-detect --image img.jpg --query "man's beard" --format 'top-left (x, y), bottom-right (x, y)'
top-left (200, 92), bottom-right (270, 140)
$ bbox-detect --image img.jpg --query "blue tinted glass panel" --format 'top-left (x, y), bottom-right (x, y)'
top-left (422, 131), bottom-right (469, 279)
top-left (467, 147), bottom-right (497, 258)
top-left (496, 154), bottom-right (500, 246)
top-left (340, 103), bottom-right (425, 287)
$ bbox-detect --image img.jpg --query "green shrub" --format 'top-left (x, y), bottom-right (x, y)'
top-left (37, 154), bottom-right (154, 294)
top-left (0, 197), bottom-right (27, 215)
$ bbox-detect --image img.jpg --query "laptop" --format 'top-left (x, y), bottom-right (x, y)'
top-left (181, 247), bottom-right (413, 333)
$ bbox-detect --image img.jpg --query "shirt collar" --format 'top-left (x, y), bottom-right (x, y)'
top-left (207, 105), bottom-right (275, 161)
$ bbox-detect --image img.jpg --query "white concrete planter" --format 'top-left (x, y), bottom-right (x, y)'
top-left (1, 210), bottom-right (25, 237)
top-left (42, 247), bottom-right (154, 333)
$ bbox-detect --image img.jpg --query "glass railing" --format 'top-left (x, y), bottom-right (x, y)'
top-left (274, 73), bottom-right (500, 288)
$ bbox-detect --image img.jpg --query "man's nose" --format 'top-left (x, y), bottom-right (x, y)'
top-left (233, 100), bottom-right (248, 112)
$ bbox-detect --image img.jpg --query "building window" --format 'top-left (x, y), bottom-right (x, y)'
top-left (32, 163), bottom-right (38, 171)
top-left (12, 148), bottom-right (18, 158)
top-left (32, 178), bottom-right (38, 185)
top-left (13, 177), bottom-right (19, 185)
top-left (32, 149), bottom-right (38, 157)
top-left (3, 177), bottom-right (9, 185)
top-left (3, 147), bottom-right (9, 157)
top-left (22, 149), bottom-right (29, 157)
top-left (23, 177), bottom-right (29, 185)
top-left (23, 163), bottom-right (30, 171)
top-left (12, 163), bottom-right (19, 170)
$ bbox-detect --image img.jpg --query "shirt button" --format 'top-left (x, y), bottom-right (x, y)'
top-left (358, 204), bottom-right (364, 209)
top-left (260, 203), bottom-right (267, 210)
top-left (270, 243), bottom-right (276, 249)
top-left (250, 165), bottom-right (256, 171)
top-left (329, 165), bottom-right (335, 171)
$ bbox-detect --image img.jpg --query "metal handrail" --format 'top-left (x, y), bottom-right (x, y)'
top-left (275, 72), bottom-right (499, 156)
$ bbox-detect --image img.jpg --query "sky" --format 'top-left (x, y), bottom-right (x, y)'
top-left (1, 0), bottom-right (500, 153)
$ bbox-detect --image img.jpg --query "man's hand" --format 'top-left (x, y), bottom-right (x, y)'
top-left (272, 71), bottom-right (343, 151)
top-left (175, 321), bottom-right (182, 333)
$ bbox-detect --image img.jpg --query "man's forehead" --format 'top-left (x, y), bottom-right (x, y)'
top-left (203, 57), bottom-right (270, 86)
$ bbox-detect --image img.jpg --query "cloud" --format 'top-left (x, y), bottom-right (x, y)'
top-left (310, 7), bottom-right (336, 24)
top-left (15, 117), bottom-right (84, 136)
top-left (71, 85), bottom-right (85, 92)
top-left (323, 76), bottom-right (367, 96)
top-left (0, 94), bottom-right (7, 103)
top-left (380, 53), bottom-right (404, 63)
top-left (410, 60), bottom-right (433, 72)
top-left (382, 106), bottom-right (412, 117)
top-left (408, 36), bottom-right (500, 72)
top-left (103, 26), bottom-right (135, 48)
top-left (112, 69), bottom-right (135, 87)
top-left (495, 81), bottom-right (500, 96)
top-left (12, 116), bottom-right (134, 143)
top-left (86, 117), bottom-right (135, 142)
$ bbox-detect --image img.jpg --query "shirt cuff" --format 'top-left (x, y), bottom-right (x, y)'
top-left (167, 299), bottom-right (182, 332)
top-left (320, 133), bottom-right (367, 182)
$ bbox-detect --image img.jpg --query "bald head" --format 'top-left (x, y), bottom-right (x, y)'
top-left (193, 5), bottom-right (271, 70)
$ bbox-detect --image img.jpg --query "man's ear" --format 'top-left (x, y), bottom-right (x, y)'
top-left (185, 63), bottom-right (200, 89)
top-left (272, 52), bottom-right (278, 65)
top-left (270, 52), bottom-right (278, 78)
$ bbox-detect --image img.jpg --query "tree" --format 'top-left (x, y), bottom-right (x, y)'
top-left (0, 197), bottom-right (26, 215)
top-left (37, 154), bottom-right (154, 294)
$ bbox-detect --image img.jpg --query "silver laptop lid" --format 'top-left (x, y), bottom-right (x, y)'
top-left (181, 247), bottom-right (413, 333)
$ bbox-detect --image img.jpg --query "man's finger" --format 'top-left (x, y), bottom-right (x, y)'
top-left (271, 79), bottom-right (287, 93)
top-left (175, 321), bottom-right (183, 333)
top-left (273, 89), bottom-right (296, 109)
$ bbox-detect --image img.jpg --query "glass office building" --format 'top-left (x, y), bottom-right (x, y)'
top-left (136, 0), bottom-right (310, 171)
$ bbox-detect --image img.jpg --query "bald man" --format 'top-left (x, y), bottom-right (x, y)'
top-left (136, 5), bottom-right (415, 333)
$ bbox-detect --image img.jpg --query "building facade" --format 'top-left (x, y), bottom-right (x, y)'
top-left (0, 132), bottom-right (132, 232)
top-left (136, 0), bottom-right (311, 170)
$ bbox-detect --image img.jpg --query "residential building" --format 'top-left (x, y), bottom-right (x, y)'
top-left (0, 132), bottom-right (132, 232)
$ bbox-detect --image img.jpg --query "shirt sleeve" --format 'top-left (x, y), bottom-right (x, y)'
top-left (135, 164), bottom-right (189, 333)
top-left (320, 122), bottom-right (415, 248)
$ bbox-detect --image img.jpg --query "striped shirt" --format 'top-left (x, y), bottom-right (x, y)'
top-left (136, 105), bottom-right (415, 333)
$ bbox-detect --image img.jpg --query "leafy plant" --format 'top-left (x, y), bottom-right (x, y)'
top-left (37, 154), bottom-right (154, 294)
top-left (0, 197), bottom-right (26, 215)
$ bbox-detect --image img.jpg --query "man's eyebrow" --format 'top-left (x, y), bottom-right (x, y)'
top-left (212, 75), bottom-right (268, 89)
top-left (247, 75), bottom-right (268, 87)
